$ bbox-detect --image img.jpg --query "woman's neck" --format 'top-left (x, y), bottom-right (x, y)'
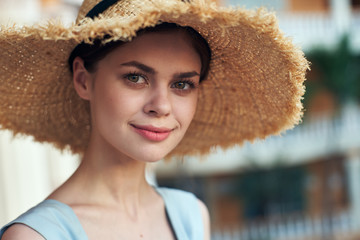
top-left (76, 156), bottom-right (149, 205)
top-left (49, 136), bottom-right (155, 211)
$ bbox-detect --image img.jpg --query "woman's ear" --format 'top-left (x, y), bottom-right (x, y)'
top-left (73, 57), bottom-right (92, 100)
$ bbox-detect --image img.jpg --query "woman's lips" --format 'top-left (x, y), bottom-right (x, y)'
top-left (130, 124), bottom-right (173, 142)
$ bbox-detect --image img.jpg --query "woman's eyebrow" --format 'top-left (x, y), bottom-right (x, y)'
top-left (120, 61), bottom-right (156, 74)
top-left (174, 71), bottom-right (200, 79)
top-left (120, 61), bottom-right (199, 78)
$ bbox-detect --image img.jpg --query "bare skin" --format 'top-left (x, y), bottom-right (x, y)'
top-left (2, 31), bottom-right (210, 240)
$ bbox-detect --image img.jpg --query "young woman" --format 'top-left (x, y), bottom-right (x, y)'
top-left (0, 0), bottom-right (308, 239)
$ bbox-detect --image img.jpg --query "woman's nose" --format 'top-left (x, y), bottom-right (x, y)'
top-left (143, 87), bottom-right (171, 117)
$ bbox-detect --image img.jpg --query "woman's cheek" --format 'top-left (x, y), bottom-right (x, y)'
top-left (176, 95), bottom-right (198, 128)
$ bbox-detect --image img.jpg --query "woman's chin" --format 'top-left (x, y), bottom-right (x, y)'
top-left (134, 150), bottom-right (172, 163)
top-left (126, 140), bottom-right (181, 163)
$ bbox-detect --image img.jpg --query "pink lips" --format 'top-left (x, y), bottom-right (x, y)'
top-left (131, 124), bottom-right (173, 142)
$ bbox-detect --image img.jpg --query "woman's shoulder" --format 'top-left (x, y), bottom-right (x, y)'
top-left (155, 186), bottom-right (199, 201)
top-left (1, 224), bottom-right (44, 240)
top-left (0, 200), bottom-right (87, 240)
top-left (155, 186), bottom-right (205, 211)
top-left (156, 187), bottom-right (210, 240)
top-left (156, 187), bottom-right (204, 213)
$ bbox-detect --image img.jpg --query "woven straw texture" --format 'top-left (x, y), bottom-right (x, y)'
top-left (0, 0), bottom-right (308, 157)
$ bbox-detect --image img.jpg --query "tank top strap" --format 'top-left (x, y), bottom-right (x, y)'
top-left (0, 199), bottom-right (88, 240)
top-left (155, 187), bottom-right (204, 240)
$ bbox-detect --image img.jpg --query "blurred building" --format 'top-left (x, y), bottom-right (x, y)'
top-left (155, 0), bottom-right (360, 239)
top-left (0, 0), bottom-right (80, 25)
top-left (224, 0), bottom-right (360, 52)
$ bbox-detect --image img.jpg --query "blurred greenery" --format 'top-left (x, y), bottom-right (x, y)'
top-left (304, 35), bottom-right (360, 109)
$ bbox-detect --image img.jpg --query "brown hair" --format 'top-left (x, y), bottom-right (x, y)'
top-left (68, 22), bottom-right (211, 81)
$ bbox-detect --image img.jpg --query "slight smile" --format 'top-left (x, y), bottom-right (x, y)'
top-left (130, 124), bottom-right (174, 142)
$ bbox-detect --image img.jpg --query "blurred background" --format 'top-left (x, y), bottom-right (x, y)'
top-left (1, 0), bottom-right (360, 239)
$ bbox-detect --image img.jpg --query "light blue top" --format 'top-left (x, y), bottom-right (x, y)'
top-left (0, 187), bottom-right (203, 240)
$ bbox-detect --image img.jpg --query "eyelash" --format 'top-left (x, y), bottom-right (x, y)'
top-left (122, 71), bottom-right (148, 85)
top-left (171, 79), bottom-right (197, 90)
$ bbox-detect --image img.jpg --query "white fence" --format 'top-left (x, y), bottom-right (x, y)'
top-left (212, 210), bottom-right (358, 240)
top-left (242, 103), bottom-right (360, 166)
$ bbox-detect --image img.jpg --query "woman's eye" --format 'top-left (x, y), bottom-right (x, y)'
top-left (126, 74), bottom-right (146, 83)
top-left (173, 82), bottom-right (187, 89)
top-left (172, 81), bottom-right (194, 90)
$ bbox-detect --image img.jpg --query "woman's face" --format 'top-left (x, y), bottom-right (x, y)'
top-left (76, 31), bottom-right (201, 162)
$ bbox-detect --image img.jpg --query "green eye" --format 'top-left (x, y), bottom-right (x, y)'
top-left (174, 82), bottom-right (186, 89)
top-left (172, 80), bottom-right (195, 90)
top-left (125, 73), bottom-right (147, 85)
top-left (127, 75), bottom-right (140, 83)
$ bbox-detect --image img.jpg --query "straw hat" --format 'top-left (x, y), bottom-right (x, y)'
top-left (0, 0), bottom-right (308, 157)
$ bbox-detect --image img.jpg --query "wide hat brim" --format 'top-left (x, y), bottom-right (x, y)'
top-left (0, 0), bottom-right (308, 158)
